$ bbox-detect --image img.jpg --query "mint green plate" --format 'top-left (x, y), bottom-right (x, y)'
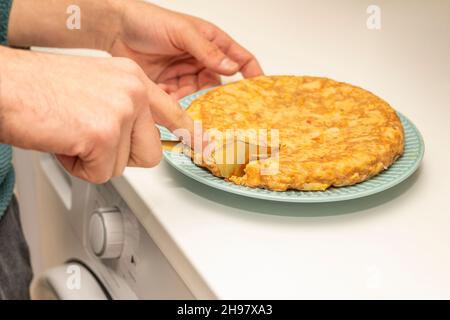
top-left (160, 89), bottom-right (424, 203)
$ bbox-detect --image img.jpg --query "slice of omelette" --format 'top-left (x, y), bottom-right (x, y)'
top-left (187, 76), bottom-right (404, 191)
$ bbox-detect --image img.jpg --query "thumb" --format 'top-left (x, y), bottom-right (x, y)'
top-left (181, 26), bottom-right (239, 75)
top-left (146, 79), bottom-right (196, 146)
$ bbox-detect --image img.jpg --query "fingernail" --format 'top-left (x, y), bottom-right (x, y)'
top-left (220, 58), bottom-right (239, 71)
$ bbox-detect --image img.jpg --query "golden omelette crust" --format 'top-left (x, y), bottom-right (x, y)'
top-left (187, 76), bottom-right (404, 191)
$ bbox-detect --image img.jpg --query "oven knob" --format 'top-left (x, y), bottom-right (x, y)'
top-left (88, 207), bottom-right (124, 259)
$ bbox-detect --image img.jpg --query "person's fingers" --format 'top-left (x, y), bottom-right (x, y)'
top-left (145, 79), bottom-right (195, 146)
top-left (159, 70), bottom-right (219, 98)
top-left (180, 26), bottom-right (240, 76)
top-left (55, 154), bottom-right (77, 175)
top-left (112, 119), bottom-right (133, 176)
top-left (56, 149), bottom-right (117, 185)
top-left (170, 85), bottom-right (198, 101)
top-left (129, 58), bottom-right (195, 145)
top-left (158, 83), bottom-right (170, 92)
top-left (127, 108), bottom-right (162, 168)
top-left (198, 69), bottom-right (221, 89)
top-left (225, 42), bottom-right (264, 78)
top-left (201, 22), bottom-right (264, 78)
top-left (159, 78), bottom-right (179, 94)
top-left (178, 74), bottom-right (197, 88)
top-left (156, 58), bottom-right (203, 82)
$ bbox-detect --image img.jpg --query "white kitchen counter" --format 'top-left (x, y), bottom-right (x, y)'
top-left (113, 0), bottom-right (450, 299)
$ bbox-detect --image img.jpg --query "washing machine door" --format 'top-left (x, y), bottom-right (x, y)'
top-left (31, 262), bottom-right (108, 300)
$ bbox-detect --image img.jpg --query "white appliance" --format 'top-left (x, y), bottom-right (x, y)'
top-left (14, 150), bottom-right (193, 299)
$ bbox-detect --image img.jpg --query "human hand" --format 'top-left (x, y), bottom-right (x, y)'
top-left (9, 0), bottom-right (263, 100)
top-left (0, 47), bottom-right (192, 183)
top-left (109, 1), bottom-right (264, 99)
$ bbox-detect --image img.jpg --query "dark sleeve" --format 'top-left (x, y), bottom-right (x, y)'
top-left (0, 0), bottom-right (13, 45)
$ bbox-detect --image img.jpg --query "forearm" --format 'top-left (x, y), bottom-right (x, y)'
top-left (7, 0), bottom-right (123, 50)
top-left (0, 46), bottom-right (17, 144)
top-left (0, 45), bottom-right (35, 146)
top-left (0, 46), bottom-right (54, 149)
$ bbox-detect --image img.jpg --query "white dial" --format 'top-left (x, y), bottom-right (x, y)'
top-left (88, 207), bottom-right (124, 259)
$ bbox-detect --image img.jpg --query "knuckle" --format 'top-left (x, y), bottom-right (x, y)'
top-left (121, 103), bottom-right (135, 123)
top-left (175, 19), bottom-right (193, 34)
top-left (88, 119), bottom-right (120, 147)
top-left (204, 45), bottom-right (222, 61)
top-left (66, 141), bottom-right (85, 157)
top-left (122, 75), bottom-right (147, 101)
top-left (179, 21), bottom-right (196, 35)
top-left (112, 92), bottom-right (137, 122)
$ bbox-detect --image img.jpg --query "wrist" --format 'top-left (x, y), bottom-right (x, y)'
top-left (101, 0), bottom-right (125, 52)
top-left (90, 0), bottom-right (125, 52)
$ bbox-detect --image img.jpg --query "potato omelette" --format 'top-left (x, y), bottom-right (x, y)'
top-left (187, 76), bottom-right (404, 191)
